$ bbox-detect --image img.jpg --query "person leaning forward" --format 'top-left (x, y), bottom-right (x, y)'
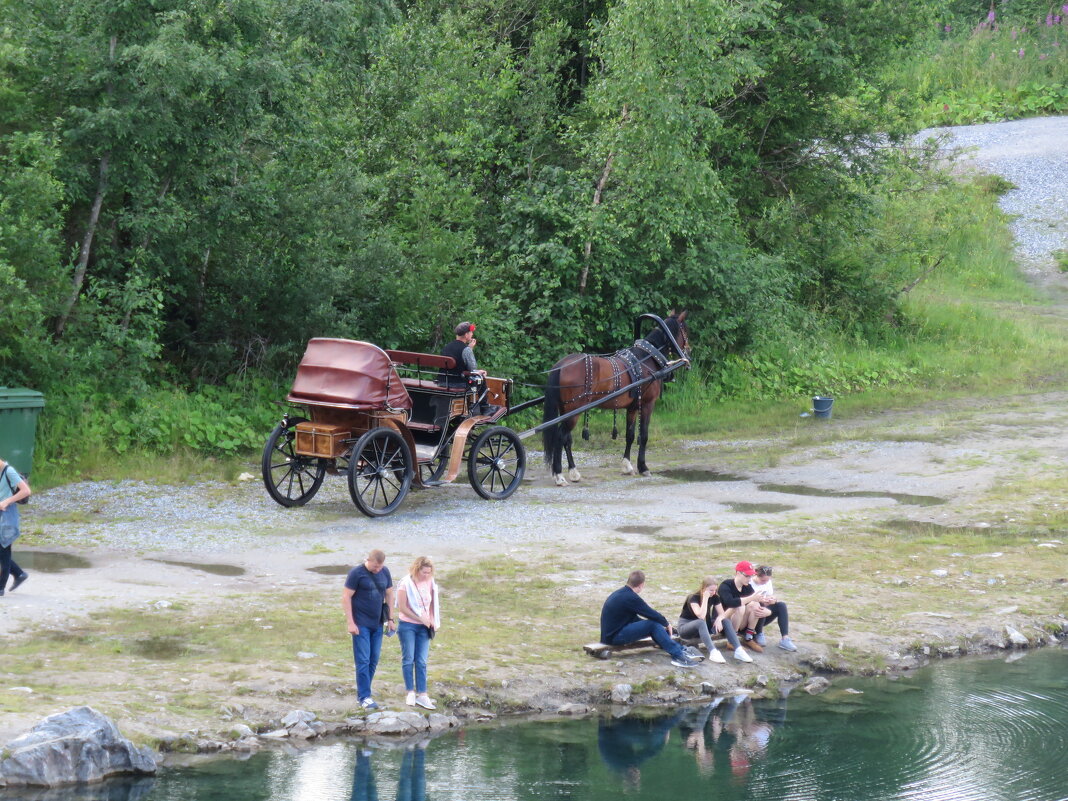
top-left (599, 570), bottom-right (701, 668)
top-left (343, 549), bottom-right (395, 710)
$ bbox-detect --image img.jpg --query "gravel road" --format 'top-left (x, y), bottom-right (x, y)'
top-left (919, 115), bottom-right (1068, 277)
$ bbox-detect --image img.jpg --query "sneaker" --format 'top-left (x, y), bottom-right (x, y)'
top-left (778, 636), bottom-right (798, 652)
top-left (708, 647), bottom-right (727, 664)
top-left (733, 646), bottom-right (754, 663)
top-left (415, 694), bottom-right (436, 710)
top-left (406, 691), bottom-right (416, 706)
top-left (9, 573), bottom-right (27, 592)
top-left (670, 654), bottom-right (701, 668)
top-left (361, 698), bottom-right (379, 710)
top-left (754, 632), bottom-right (767, 647)
top-left (744, 628), bottom-right (756, 640)
top-left (743, 638), bottom-right (764, 653)
top-left (684, 646), bottom-right (705, 661)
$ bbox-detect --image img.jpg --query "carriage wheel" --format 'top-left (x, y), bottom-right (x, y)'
top-left (262, 418), bottom-right (326, 507)
top-left (468, 426), bottom-right (526, 500)
top-left (420, 446), bottom-right (450, 484)
top-left (347, 427), bottom-right (413, 517)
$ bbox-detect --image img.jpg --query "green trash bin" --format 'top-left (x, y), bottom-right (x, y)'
top-left (0, 387), bottom-right (46, 477)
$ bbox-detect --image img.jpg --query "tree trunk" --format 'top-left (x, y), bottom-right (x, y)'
top-left (55, 152), bottom-right (110, 337)
top-left (579, 106), bottom-right (629, 295)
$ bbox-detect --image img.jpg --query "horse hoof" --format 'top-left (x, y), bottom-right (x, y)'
top-left (640, 470), bottom-right (651, 477)
top-left (554, 474), bottom-right (569, 487)
top-left (568, 468), bottom-right (582, 482)
top-left (621, 459), bottom-right (635, 476)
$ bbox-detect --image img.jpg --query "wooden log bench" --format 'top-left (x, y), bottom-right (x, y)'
top-left (583, 636), bottom-right (707, 660)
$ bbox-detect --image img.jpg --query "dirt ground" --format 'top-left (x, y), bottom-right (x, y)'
top-left (1, 387), bottom-right (1067, 749)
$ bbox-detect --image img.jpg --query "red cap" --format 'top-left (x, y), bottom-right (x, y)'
top-left (735, 560), bottom-right (756, 576)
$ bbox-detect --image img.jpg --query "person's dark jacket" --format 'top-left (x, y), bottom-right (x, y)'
top-left (600, 585), bottom-right (668, 643)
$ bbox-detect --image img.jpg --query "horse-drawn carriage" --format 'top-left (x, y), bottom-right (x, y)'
top-left (262, 313), bottom-right (691, 517)
top-left (261, 338), bottom-right (526, 517)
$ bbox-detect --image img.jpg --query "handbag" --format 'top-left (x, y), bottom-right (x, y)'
top-left (0, 504), bottom-right (19, 548)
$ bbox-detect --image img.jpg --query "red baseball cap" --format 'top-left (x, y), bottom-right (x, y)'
top-left (735, 560), bottom-right (756, 576)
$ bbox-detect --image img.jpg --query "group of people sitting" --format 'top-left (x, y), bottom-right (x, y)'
top-left (599, 561), bottom-right (796, 668)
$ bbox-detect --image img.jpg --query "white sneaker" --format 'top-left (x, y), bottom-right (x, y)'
top-left (415, 694), bottom-right (436, 710)
top-left (708, 647), bottom-right (727, 664)
top-left (733, 646), bottom-right (754, 663)
top-left (406, 691), bottom-right (416, 706)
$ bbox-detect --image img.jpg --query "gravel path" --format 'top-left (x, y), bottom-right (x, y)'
top-left (919, 115), bottom-right (1068, 278)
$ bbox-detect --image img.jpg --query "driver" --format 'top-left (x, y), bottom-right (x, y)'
top-left (437, 322), bottom-right (498, 416)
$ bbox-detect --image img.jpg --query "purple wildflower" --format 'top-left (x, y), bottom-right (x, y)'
top-left (943, 104), bottom-right (950, 112)
top-left (1063, 4), bottom-right (1068, 13)
top-left (944, 23), bottom-right (952, 32)
top-left (1055, 15), bottom-right (1062, 23)
top-left (1018, 47), bottom-right (1025, 56)
top-left (1047, 14), bottom-right (1054, 25)
top-left (987, 9), bottom-right (996, 22)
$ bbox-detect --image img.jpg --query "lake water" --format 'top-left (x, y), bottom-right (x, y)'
top-left (13, 648), bottom-right (1068, 801)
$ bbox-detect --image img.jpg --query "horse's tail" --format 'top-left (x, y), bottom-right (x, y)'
top-left (542, 366), bottom-right (563, 467)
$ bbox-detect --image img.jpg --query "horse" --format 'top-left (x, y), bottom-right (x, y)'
top-left (541, 311), bottom-right (690, 486)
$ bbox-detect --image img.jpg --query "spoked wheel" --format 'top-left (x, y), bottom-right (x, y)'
top-left (347, 427), bottom-right (413, 517)
top-left (468, 426), bottom-right (526, 500)
top-left (262, 418), bottom-right (327, 507)
top-left (420, 445), bottom-right (450, 484)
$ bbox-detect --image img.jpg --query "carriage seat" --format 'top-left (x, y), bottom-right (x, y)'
top-left (387, 350), bottom-right (471, 393)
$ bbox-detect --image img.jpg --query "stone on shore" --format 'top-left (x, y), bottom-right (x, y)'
top-left (611, 684), bottom-right (632, 704)
top-left (0, 706), bottom-right (156, 788)
top-left (803, 677), bottom-right (831, 695)
top-left (1005, 626), bottom-right (1029, 646)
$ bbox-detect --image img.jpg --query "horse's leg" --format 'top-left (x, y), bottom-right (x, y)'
top-left (565, 428), bottom-right (581, 482)
top-left (551, 423), bottom-right (567, 485)
top-left (637, 401), bottom-right (654, 476)
top-left (621, 406), bottom-right (638, 475)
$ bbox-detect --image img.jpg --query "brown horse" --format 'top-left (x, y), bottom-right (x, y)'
top-left (541, 312), bottom-right (690, 485)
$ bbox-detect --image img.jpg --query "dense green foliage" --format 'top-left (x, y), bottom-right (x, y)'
top-left (0, 0), bottom-right (1063, 474)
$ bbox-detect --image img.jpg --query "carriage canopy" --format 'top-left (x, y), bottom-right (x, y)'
top-left (287, 338), bottom-right (412, 411)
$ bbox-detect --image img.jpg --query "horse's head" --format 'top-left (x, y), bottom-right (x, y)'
top-left (666, 310), bottom-right (690, 360)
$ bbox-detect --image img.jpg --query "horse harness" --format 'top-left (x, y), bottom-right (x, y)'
top-left (570, 339), bottom-right (666, 403)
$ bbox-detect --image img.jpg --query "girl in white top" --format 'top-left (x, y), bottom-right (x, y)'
top-left (396, 556), bottom-right (440, 709)
top-left (749, 565), bottom-right (796, 651)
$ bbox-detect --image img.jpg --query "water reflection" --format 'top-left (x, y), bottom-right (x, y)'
top-left (350, 747), bottom-right (426, 801)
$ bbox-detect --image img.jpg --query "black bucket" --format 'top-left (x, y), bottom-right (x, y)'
top-left (812, 396), bottom-right (834, 419)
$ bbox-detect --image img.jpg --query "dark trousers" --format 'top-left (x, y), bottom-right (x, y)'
top-left (609, 619), bottom-right (685, 659)
top-left (755, 602), bottom-right (789, 636)
top-left (0, 544), bottom-right (24, 590)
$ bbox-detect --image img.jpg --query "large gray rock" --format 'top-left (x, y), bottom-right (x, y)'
top-left (0, 706), bottom-right (156, 787)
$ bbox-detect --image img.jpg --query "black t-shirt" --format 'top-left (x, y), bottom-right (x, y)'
top-left (345, 564), bottom-right (393, 629)
top-left (716, 578), bottom-right (754, 610)
top-left (679, 592), bottom-right (720, 624)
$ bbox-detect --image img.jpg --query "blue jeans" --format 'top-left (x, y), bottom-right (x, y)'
top-left (398, 621), bottom-right (431, 693)
top-left (756, 602), bottom-right (789, 636)
top-left (0, 543), bottom-right (23, 591)
top-left (609, 619), bottom-right (684, 659)
top-left (352, 625), bottom-right (383, 701)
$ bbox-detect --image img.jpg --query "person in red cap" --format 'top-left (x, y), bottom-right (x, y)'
top-left (716, 561), bottom-right (770, 655)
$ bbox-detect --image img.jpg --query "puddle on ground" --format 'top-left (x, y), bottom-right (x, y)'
top-left (758, 483), bottom-right (946, 506)
top-left (17, 551), bottom-right (92, 572)
top-left (725, 502), bottom-right (797, 514)
top-left (151, 559), bottom-right (245, 576)
top-left (130, 635), bottom-right (185, 659)
top-left (615, 525), bottom-right (663, 535)
top-left (308, 564), bottom-right (352, 575)
top-left (660, 469), bottom-right (747, 482)
top-left (881, 519), bottom-right (996, 536)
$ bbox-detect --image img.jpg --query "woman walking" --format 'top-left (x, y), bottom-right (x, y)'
top-left (396, 556), bottom-right (440, 710)
top-left (0, 457), bottom-right (31, 597)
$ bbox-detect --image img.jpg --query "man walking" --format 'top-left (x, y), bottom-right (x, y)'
top-left (344, 549), bottom-right (395, 709)
top-left (600, 570), bottom-right (701, 668)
